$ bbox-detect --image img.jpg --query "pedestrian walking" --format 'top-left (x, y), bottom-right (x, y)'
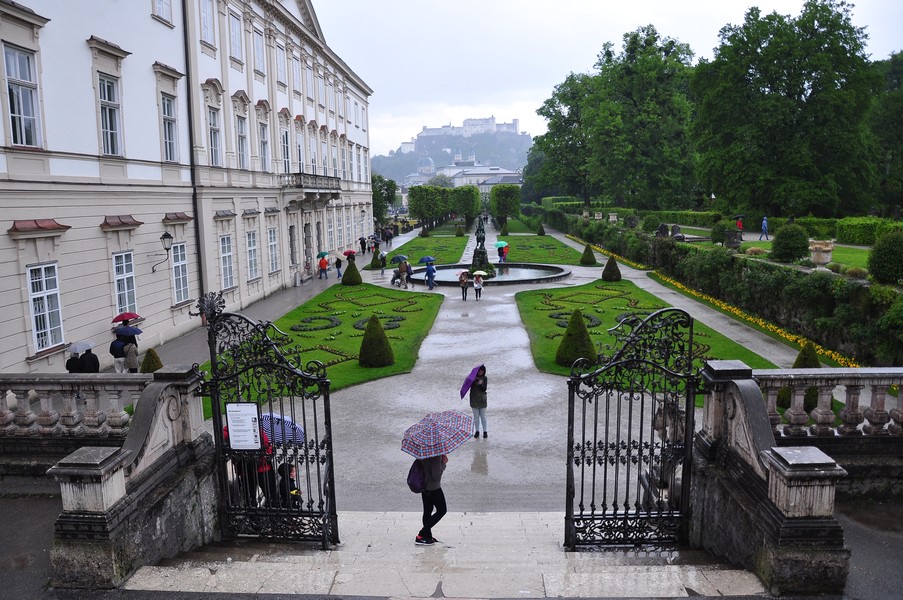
top-left (759, 216), bottom-right (769, 241)
top-left (736, 218), bottom-right (743, 241)
top-left (503, 245), bottom-right (509, 262)
top-left (318, 256), bottom-right (329, 279)
top-left (79, 348), bottom-right (100, 373)
top-left (123, 336), bottom-right (139, 373)
top-left (405, 260), bottom-right (414, 287)
top-left (458, 270), bottom-right (469, 301)
top-left (66, 352), bottom-right (82, 373)
top-left (416, 454), bottom-right (448, 545)
top-left (497, 246), bottom-right (505, 263)
top-left (469, 365), bottom-right (488, 438)
top-left (110, 334), bottom-right (127, 373)
top-left (334, 256), bottom-right (343, 278)
top-left (425, 262), bottom-right (436, 290)
top-left (359, 237), bottom-right (367, 254)
top-left (379, 254), bottom-right (387, 276)
top-left (473, 273), bottom-right (483, 301)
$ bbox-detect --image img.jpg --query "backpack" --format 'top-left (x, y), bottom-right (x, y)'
top-left (407, 459), bottom-right (425, 493)
top-left (109, 339), bottom-right (125, 358)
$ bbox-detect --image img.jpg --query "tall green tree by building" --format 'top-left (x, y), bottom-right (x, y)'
top-left (371, 174), bottom-right (397, 226)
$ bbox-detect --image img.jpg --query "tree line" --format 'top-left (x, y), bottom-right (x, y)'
top-left (524, 0), bottom-right (902, 219)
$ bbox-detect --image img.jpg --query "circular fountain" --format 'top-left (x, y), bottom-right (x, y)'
top-left (408, 263), bottom-right (570, 286)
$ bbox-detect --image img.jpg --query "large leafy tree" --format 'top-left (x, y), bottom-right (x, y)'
top-left (870, 52), bottom-right (903, 213)
top-left (490, 184), bottom-right (521, 226)
top-left (370, 174), bottom-right (397, 226)
top-left (692, 0), bottom-right (880, 217)
top-left (449, 186), bottom-right (481, 225)
top-left (407, 185), bottom-right (447, 230)
top-left (533, 73), bottom-right (599, 207)
top-left (521, 147), bottom-right (565, 204)
top-left (585, 26), bottom-right (695, 210)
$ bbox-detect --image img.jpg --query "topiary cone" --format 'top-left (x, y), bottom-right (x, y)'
top-left (580, 244), bottom-right (598, 266)
top-left (601, 255), bottom-right (621, 281)
top-left (342, 259), bottom-right (363, 285)
top-left (537, 223), bottom-right (545, 236)
top-left (359, 314), bottom-right (394, 367)
top-left (140, 347), bottom-right (163, 373)
top-left (555, 309), bottom-right (597, 367)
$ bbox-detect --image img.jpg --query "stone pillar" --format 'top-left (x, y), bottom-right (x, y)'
top-left (698, 360), bottom-right (753, 457)
top-left (784, 385), bottom-right (809, 437)
top-left (863, 384), bottom-right (890, 435)
top-left (838, 384), bottom-right (864, 436)
top-left (762, 447), bottom-right (846, 518)
top-left (809, 383), bottom-right (837, 436)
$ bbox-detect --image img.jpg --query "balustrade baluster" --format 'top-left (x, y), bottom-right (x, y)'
top-left (838, 384), bottom-right (864, 435)
top-left (763, 385), bottom-right (781, 435)
top-left (889, 388), bottom-right (902, 435)
top-left (59, 385), bottom-right (85, 435)
top-left (105, 387), bottom-right (130, 436)
top-left (784, 384), bottom-right (809, 436)
top-left (863, 384), bottom-right (889, 435)
top-left (36, 387), bottom-right (62, 435)
top-left (83, 387), bottom-right (108, 435)
top-left (14, 389), bottom-right (38, 435)
top-left (0, 390), bottom-right (16, 435)
top-left (809, 384), bottom-right (837, 436)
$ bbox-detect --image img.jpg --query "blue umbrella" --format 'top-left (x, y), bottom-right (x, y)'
top-left (418, 256), bottom-right (437, 264)
top-left (261, 413), bottom-right (305, 444)
top-left (114, 325), bottom-right (142, 336)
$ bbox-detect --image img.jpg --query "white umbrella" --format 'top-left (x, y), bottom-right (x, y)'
top-left (68, 340), bottom-right (95, 353)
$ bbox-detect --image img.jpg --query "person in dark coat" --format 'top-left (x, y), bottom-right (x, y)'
top-left (66, 352), bottom-right (82, 373)
top-left (277, 462), bottom-right (302, 508)
top-left (469, 365), bottom-right (488, 437)
top-left (79, 348), bottom-right (100, 373)
top-left (415, 454), bottom-right (448, 545)
top-left (334, 256), bottom-right (343, 278)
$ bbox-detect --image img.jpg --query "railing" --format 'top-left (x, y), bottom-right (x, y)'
top-left (753, 367), bottom-right (903, 438)
top-left (279, 172), bottom-right (341, 190)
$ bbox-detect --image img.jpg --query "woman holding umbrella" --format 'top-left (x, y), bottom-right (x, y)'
top-left (469, 365), bottom-right (488, 438)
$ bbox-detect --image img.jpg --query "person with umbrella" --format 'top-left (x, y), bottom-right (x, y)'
top-left (468, 365), bottom-right (488, 438)
top-left (123, 335), bottom-right (140, 373)
top-left (458, 269), bottom-right (469, 301)
top-left (334, 255), bottom-right (343, 278)
top-left (109, 334), bottom-right (127, 373)
top-left (402, 410), bottom-right (474, 546)
top-left (473, 271), bottom-right (486, 301)
top-left (424, 262), bottom-right (436, 290)
top-left (66, 351), bottom-right (82, 373)
top-left (79, 347), bottom-right (100, 373)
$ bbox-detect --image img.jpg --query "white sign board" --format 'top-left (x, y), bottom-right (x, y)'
top-left (225, 403), bottom-right (261, 450)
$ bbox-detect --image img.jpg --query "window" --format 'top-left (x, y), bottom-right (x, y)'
top-left (341, 146), bottom-right (347, 179)
top-left (292, 56), bottom-right (301, 92)
top-left (208, 107), bottom-right (221, 166)
top-left (357, 147), bottom-right (362, 181)
top-left (171, 242), bottom-right (189, 304)
top-left (28, 264), bottom-right (63, 351)
top-left (317, 75), bottom-right (325, 105)
top-left (268, 227), bottom-right (279, 273)
top-left (276, 45), bottom-right (286, 83)
top-left (113, 252), bottom-right (137, 314)
top-left (361, 107), bottom-right (366, 130)
top-left (345, 212), bottom-right (352, 245)
top-left (309, 135), bottom-right (317, 172)
top-left (253, 29), bottom-right (265, 73)
top-left (296, 132), bottom-right (305, 173)
top-left (99, 75), bottom-right (121, 155)
top-left (161, 93), bottom-right (177, 162)
top-left (336, 208), bottom-right (344, 245)
top-left (200, 0), bottom-right (215, 45)
top-left (331, 143), bottom-right (338, 177)
top-left (259, 123), bottom-right (269, 171)
top-left (354, 101), bottom-right (359, 127)
top-left (155, 0), bottom-right (172, 22)
top-left (220, 235), bottom-right (234, 288)
top-left (327, 213), bottom-right (334, 248)
top-left (229, 12), bottom-right (242, 61)
top-left (246, 231), bottom-right (260, 279)
top-left (4, 45), bottom-right (40, 147)
top-left (289, 225), bottom-right (297, 265)
top-left (236, 115), bottom-right (248, 169)
top-left (320, 140), bottom-right (327, 176)
top-left (326, 79), bottom-right (333, 111)
top-left (306, 64), bottom-right (314, 99)
top-left (281, 128), bottom-right (290, 173)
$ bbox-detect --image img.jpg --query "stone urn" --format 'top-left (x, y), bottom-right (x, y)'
top-left (809, 240), bottom-right (834, 269)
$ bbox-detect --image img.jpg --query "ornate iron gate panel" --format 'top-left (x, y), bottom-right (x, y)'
top-left (565, 308), bottom-right (699, 549)
top-left (195, 292), bottom-right (338, 549)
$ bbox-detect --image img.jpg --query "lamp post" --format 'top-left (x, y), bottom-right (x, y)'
top-left (151, 232), bottom-right (174, 272)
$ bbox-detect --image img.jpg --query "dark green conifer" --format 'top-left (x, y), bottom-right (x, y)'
top-left (555, 309), bottom-right (597, 367)
top-left (601, 255), bottom-right (621, 281)
top-left (342, 259), bottom-right (362, 285)
top-left (359, 315), bottom-right (394, 367)
top-left (140, 348), bottom-right (163, 373)
top-left (580, 244), bottom-right (598, 266)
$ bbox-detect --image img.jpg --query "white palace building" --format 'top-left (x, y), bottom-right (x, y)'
top-left (0, 0), bottom-right (373, 373)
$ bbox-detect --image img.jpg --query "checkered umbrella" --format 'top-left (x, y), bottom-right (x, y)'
top-left (401, 410), bottom-right (474, 459)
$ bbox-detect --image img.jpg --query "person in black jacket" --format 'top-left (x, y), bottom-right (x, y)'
top-left (79, 348), bottom-right (100, 373)
top-left (65, 352), bottom-right (82, 373)
top-left (415, 454), bottom-right (448, 545)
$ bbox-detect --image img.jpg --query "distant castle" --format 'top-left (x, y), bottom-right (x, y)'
top-left (398, 116), bottom-right (521, 154)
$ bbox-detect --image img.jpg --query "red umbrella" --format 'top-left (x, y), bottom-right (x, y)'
top-left (343, 250), bottom-right (357, 257)
top-left (112, 312), bottom-right (140, 323)
top-left (459, 364), bottom-right (485, 399)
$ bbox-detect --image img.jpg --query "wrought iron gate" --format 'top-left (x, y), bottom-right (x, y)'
top-left (565, 308), bottom-right (699, 549)
top-left (195, 292), bottom-right (338, 549)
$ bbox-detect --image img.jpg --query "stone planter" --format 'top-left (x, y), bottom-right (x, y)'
top-left (809, 241), bottom-right (834, 269)
top-left (725, 230), bottom-right (743, 250)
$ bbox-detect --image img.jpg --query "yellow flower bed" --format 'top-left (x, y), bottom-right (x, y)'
top-left (567, 234), bottom-right (651, 270)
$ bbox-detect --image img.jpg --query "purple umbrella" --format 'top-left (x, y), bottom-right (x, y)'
top-left (459, 364), bottom-right (485, 399)
top-left (401, 410), bottom-right (474, 459)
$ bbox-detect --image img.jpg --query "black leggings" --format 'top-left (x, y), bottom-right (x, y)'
top-left (419, 487), bottom-right (447, 538)
top-left (461, 285), bottom-right (468, 300)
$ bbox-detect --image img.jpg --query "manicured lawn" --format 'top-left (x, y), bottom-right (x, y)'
top-left (515, 279), bottom-right (777, 378)
top-left (498, 235), bottom-right (589, 266)
top-left (503, 219), bottom-right (536, 234)
top-left (199, 283), bottom-right (444, 417)
top-left (829, 245), bottom-right (869, 270)
top-left (430, 218), bottom-right (468, 236)
top-left (366, 231), bottom-right (471, 268)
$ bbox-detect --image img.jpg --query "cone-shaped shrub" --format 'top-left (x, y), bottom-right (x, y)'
top-left (342, 259), bottom-right (362, 285)
top-left (140, 348), bottom-right (163, 373)
top-left (455, 225), bottom-right (464, 236)
top-left (419, 227), bottom-right (430, 237)
top-left (777, 341), bottom-right (821, 410)
top-left (601, 255), bottom-right (622, 281)
top-left (500, 223), bottom-right (509, 235)
top-left (555, 309), bottom-right (597, 367)
top-left (369, 252), bottom-right (381, 269)
top-left (537, 223), bottom-right (545, 236)
top-left (359, 314), bottom-right (394, 367)
top-left (579, 244), bottom-right (598, 266)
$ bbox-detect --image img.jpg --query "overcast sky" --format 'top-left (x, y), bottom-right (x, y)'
top-left (313, 1), bottom-right (903, 157)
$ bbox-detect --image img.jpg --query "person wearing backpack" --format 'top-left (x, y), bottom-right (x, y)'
top-left (109, 335), bottom-right (127, 373)
top-left (123, 336), bottom-right (140, 373)
top-left (415, 454), bottom-right (447, 545)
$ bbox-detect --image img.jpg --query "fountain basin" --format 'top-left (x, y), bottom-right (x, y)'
top-left (408, 263), bottom-right (570, 286)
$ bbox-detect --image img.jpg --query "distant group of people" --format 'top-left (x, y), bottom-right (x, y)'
top-left (65, 321), bottom-right (140, 374)
top-left (457, 271), bottom-right (484, 301)
top-left (497, 245), bottom-right (509, 263)
top-left (224, 425), bottom-right (302, 509)
top-left (65, 348), bottom-right (99, 373)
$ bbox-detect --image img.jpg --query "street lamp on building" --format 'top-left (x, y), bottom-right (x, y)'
top-left (151, 232), bottom-right (174, 272)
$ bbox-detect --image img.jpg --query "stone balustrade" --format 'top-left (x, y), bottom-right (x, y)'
top-left (752, 367), bottom-right (903, 437)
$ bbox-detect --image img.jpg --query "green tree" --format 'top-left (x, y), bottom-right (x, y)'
top-left (449, 186), bottom-right (481, 225)
top-left (521, 147), bottom-right (565, 204)
top-left (342, 259), bottom-right (362, 285)
top-left (692, 0), bottom-right (880, 218)
top-left (585, 26), bottom-right (695, 210)
top-left (580, 244), bottom-right (598, 266)
top-left (870, 52), bottom-right (903, 213)
top-left (408, 185), bottom-right (447, 230)
top-left (359, 315), bottom-right (394, 367)
top-left (490, 184), bottom-right (521, 227)
top-left (533, 73), bottom-right (600, 207)
top-left (140, 348), bottom-right (163, 373)
top-left (555, 310), bottom-right (597, 367)
top-left (426, 173), bottom-right (454, 188)
top-left (601, 255), bottom-right (622, 280)
top-left (371, 175), bottom-right (397, 226)
top-left (868, 230), bottom-right (903, 284)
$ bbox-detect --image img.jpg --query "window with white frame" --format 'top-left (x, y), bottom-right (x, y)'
top-left (246, 230), bottom-right (260, 279)
top-left (236, 115), bottom-right (248, 169)
top-left (317, 75), bottom-right (325, 105)
top-left (220, 235), bottom-right (234, 288)
top-left (296, 131), bottom-right (304, 173)
top-left (259, 122), bottom-right (269, 171)
top-left (113, 252), bottom-right (137, 314)
top-left (276, 45), bottom-right (286, 83)
top-left (28, 263), bottom-right (64, 351)
top-left (171, 242), bottom-right (189, 304)
top-left (336, 208), bottom-right (344, 245)
top-left (253, 29), bottom-right (265, 73)
top-left (345, 212), bottom-right (352, 245)
top-left (341, 146), bottom-right (347, 179)
top-left (208, 107), bottom-right (221, 166)
top-left (161, 93), bottom-right (177, 162)
top-left (268, 227), bottom-right (279, 272)
top-left (309, 135), bottom-right (316, 172)
top-left (357, 147), bottom-right (363, 181)
top-left (364, 149), bottom-right (369, 178)
top-left (229, 12), bottom-right (242, 61)
top-left (320, 140), bottom-right (327, 175)
top-left (331, 143), bottom-right (338, 177)
top-left (280, 128), bottom-right (290, 173)
top-left (99, 74), bottom-right (122, 155)
top-left (154, 0), bottom-right (172, 22)
top-left (292, 56), bottom-right (301, 92)
top-left (327, 213), bottom-right (334, 248)
top-left (326, 79), bottom-right (333, 111)
top-left (200, 0), bottom-right (215, 45)
top-left (306, 64), bottom-right (314, 99)
top-left (361, 107), bottom-right (367, 130)
top-left (4, 44), bottom-right (41, 147)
